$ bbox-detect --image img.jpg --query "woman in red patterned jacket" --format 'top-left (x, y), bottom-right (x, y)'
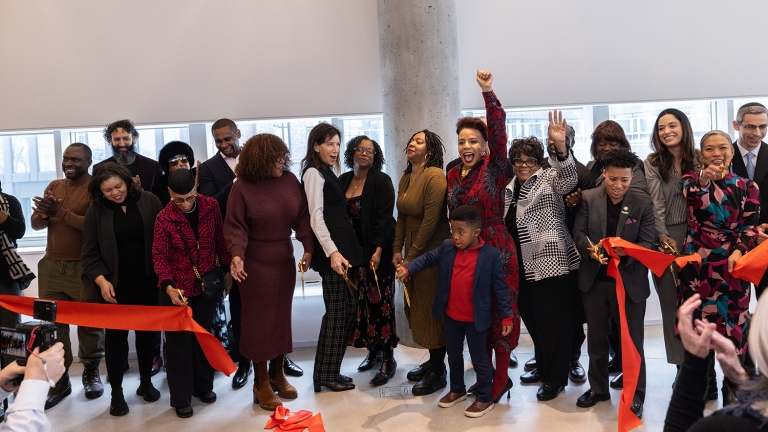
top-left (446, 70), bottom-right (519, 402)
top-left (152, 168), bottom-right (232, 419)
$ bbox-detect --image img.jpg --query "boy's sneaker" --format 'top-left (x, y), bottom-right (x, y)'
top-left (438, 391), bottom-right (467, 408)
top-left (465, 401), bottom-right (494, 418)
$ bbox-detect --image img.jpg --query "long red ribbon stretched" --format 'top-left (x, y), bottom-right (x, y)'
top-left (0, 295), bottom-right (236, 375)
top-left (265, 406), bottom-right (325, 432)
top-left (601, 238), bottom-right (700, 432)
top-left (731, 237), bottom-right (768, 285)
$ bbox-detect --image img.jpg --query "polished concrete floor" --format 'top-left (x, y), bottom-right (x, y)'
top-left (41, 325), bottom-right (722, 431)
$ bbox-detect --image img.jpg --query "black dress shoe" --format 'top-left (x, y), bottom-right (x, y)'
top-left (313, 380), bottom-right (355, 392)
top-left (520, 368), bottom-right (541, 384)
top-left (607, 357), bottom-right (622, 374)
top-left (509, 352), bottom-right (518, 368)
top-left (407, 361), bottom-right (432, 382)
top-left (339, 374), bottom-right (353, 383)
top-left (569, 361), bottom-right (586, 383)
top-left (609, 373), bottom-right (623, 389)
top-left (493, 377), bottom-right (514, 403)
top-left (412, 370), bottom-right (447, 396)
top-left (232, 360), bottom-right (252, 389)
top-left (283, 355), bottom-right (303, 377)
top-left (175, 405), bottom-right (193, 418)
top-left (576, 389), bottom-right (611, 408)
top-left (358, 349), bottom-right (383, 371)
top-left (192, 390), bottom-right (217, 403)
top-left (630, 400), bottom-right (643, 419)
top-left (45, 372), bottom-right (72, 410)
top-left (524, 357), bottom-right (537, 372)
top-left (370, 358), bottom-right (397, 386)
top-left (536, 382), bottom-right (564, 401)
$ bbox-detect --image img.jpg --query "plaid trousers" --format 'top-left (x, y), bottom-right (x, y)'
top-left (313, 270), bottom-right (358, 381)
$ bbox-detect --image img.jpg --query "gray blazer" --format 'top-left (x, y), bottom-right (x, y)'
top-left (81, 191), bottom-right (163, 291)
top-left (572, 187), bottom-right (656, 303)
top-left (643, 159), bottom-right (688, 237)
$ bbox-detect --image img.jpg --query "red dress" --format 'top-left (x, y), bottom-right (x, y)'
top-left (446, 91), bottom-right (520, 353)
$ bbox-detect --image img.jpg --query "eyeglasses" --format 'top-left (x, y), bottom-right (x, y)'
top-left (355, 147), bottom-right (375, 155)
top-left (741, 124), bottom-right (768, 132)
top-left (171, 195), bottom-right (197, 204)
top-left (168, 156), bottom-right (189, 164)
top-left (513, 158), bottom-right (538, 168)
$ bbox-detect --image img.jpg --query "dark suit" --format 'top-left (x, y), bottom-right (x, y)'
top-left (197, 151), bottom-right (243, 361)
top-left (95, 154), bottom-right (163, 192)
top-left (197, 153), bottom-right (235, 219)
top-left (573, 188), bottom-right (655, 400)
top-left (732, 141), bottom-right (768, 297)
top-left (404, 239), bottom-right (512, 403)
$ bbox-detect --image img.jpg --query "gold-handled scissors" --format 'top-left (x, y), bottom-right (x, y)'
top-left (394, 265), bottom-right (411, 307)
top-left (176, 289), bottom-right (188, 306)
top-left (342, 260), bottom-right (356, 295)
top-left (719, 163), bottom-right (726, 180)
top-left (298, 260), bottom-right (305, 298)
top-left (370, 261), bottom-right (381, 297)
top-left (587, 237), bottom-right (608, 265)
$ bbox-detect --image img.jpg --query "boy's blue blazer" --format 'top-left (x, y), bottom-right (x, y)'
top-left (403, 239), bottom-right (513, 332)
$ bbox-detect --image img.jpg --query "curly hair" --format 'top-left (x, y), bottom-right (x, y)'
top-left (301, 123), bottom-right (342, 175)
top-left (103, 119), bottom-right (139, 144)
top-left (456, 117), bottom-right (488, 142)
top-left (404, 129), bottom-right (445, 173)
top-left (509, 136), bottom-right (545, 164)
top-left (647, 109), bottom-right (697, 183)
top-left (88, 162), bottom-right (140, 206)
top-left (602, 148), bottom-right (639, 170)
top-left (590, 120), bottom-right (631, 160)
top-left (236, 134), bottom-right (290, 183)
top-left (344, 135), bottom-right (384, 170)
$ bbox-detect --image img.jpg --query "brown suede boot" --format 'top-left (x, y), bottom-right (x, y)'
top-left (253, 361), bottom-right (282, 411)
top-left (269, 355), bottom-right (298, 399)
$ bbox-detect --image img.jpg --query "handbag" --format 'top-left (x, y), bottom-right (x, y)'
top-left (177, 227), bottom-right (226, 299)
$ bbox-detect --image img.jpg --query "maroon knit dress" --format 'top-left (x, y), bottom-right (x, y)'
top-left (224, 171), bottom-right (314, 362)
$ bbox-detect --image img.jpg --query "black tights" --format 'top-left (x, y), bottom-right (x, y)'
top-left (429, 346), bottom-right (447, 375)
top-left (105, 329), bottom-right (158, 399)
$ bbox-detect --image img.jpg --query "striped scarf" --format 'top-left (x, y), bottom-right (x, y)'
top-left (0, 194), bottom-right (34, 289)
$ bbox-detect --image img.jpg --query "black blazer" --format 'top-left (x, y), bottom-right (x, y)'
top-left (573, 188), bottom-right (656, 303)
top-left (95, 154), bottom-right (163, 193)
top-left (732, 141), bottom-right (768, 224)
top-left (198, 152), bottom-right (235, 218)
top-left (81, 191), bottom-right (163, 291)
top-left (339, 169), bottom-right (396, 280)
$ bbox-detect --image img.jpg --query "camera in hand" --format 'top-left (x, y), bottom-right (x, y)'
top-left (0, 300), bottom-right (57, 367)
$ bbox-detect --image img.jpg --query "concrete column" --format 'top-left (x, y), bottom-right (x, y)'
top-left (377, 0), bottom-right (460, 347)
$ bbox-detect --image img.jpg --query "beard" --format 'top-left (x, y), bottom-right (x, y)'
top-left (112, 144), bottom-right (137, 165)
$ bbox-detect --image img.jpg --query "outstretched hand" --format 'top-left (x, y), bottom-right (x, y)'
top-left (476, 70), bottom-right (493, 92)
top-left (547, 110), bottom-right (568, 156)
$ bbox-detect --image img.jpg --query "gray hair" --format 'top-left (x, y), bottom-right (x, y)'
top-left (699, 130), bottom-right (732, 149)
top-left (736, 104), bottom-right (768, 124)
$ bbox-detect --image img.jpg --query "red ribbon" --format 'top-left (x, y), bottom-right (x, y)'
top-left (601, 238), bottom-right (700, 432)
top-left (0, 295), bottom-right (236, 375)
top-left (265, 406), bottom-right (325, 432)
top-left (731, 238), bottom-right (768, 285)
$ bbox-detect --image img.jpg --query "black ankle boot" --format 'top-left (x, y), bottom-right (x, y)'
top-left (370, 350), bottom-right (397, 386)
top-left (358, 348), bottom-right (383, 371)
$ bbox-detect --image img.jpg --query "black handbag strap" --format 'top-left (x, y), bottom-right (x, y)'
top-left (176, 226), bottom-right (219, 280)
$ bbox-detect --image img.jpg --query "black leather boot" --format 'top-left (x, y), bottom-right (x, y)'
top-left (370, 350), bottom-right (397, 386)
top-left (358, 349), bottom-right (383, 371)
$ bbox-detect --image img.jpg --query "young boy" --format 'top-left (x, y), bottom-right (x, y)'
top-left (396, 205), bottom-right (513, 418)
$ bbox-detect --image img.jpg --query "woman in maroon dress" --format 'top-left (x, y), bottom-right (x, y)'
top-left (446, 70), bottom-right (519, 401)
top-left (225, 134), bottom-right (313, 411)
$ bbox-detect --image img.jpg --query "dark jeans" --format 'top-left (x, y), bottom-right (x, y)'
top-left (162, 293), bottom-right (216, 407)
top-left (444, 315), bottom-right (492, 403)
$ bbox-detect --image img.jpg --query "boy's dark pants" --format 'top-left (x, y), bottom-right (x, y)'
top-left (444, 314), bottom-right (493, 403)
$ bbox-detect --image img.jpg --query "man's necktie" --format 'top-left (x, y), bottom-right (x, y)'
top-left (747, 152), bottom-right (755, 180)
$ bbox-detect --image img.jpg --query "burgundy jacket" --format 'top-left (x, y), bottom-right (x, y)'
top-left (152, 194), bottom-right (232, 297)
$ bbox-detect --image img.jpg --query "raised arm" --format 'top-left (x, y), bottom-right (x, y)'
top-left (405, 170), bottom-right (447, 262)
top-left (478, 70), bottom-right (508, 169)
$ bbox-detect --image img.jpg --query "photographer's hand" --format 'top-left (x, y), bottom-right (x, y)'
top-left (0, 360), bottom-right (25, 392)
top-left (25, 343), bottom-right (65, 385)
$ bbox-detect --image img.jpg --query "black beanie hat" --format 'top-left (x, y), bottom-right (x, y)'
top-left (168, 168), bottom-right (196, 195)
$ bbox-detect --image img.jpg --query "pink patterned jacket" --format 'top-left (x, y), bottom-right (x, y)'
top-left (152, 194), bottom-right (232, 297)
